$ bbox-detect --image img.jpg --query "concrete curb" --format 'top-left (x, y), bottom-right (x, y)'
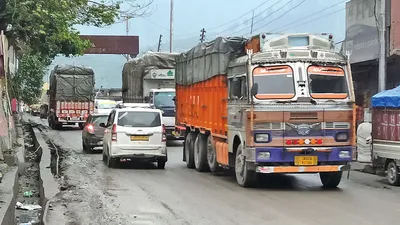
top-left (0, 125), bottom-right (25, 225)
top-left (33, 128), bottom-right (59, 225)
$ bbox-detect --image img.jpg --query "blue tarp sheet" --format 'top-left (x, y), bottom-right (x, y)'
top-left (372, 86), bottom-right (400, 108)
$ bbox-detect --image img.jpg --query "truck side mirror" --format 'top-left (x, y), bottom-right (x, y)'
top-left (99, 123), bottom-right (106, 127)
top-left (144, 96), bottom-right (150, 102)
top-left (232, 79), bottom-right (242, 97)
top-left (251, 83), bottom-right (258, 96)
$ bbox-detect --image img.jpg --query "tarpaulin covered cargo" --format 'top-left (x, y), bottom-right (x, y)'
top-left (49, 65), bottom-right (95, 101)
top-left (122, 52), bottom-right (178, 102)
top-left (175, 36), bottom-right (246, 86)
top-left (371, 85), bottom-right (400, 108)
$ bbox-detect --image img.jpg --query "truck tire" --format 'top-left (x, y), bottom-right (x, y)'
top-left (206, 135), bottom-right (218, 173)
top-left (184, 132), bottom-right (196, 169)
top-left (320, 172), bottom-right (343, 188)
top-left (387, 161), bottom-right (400, 186)
top-left (235, 143), bottom-right (257, 187)
top-left (194, 134), bottom-right (209, 172)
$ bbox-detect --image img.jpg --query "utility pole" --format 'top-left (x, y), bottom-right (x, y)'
top-left (169, 0), bottom-right (173, 52)
top-left (124, 16), bottom-right (131, 61)
top-left (250, 10), bottom-right (255, 35)
top-left (157, 34), bottom-right (163, 52)
top-left (378, 0), bottom-right (387, 92)
top-left (200, 28), bottom-right (206, 43)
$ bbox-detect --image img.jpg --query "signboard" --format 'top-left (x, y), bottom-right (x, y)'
top-left (148, 69), bottom-right (175, 80)
top-left (344, 0), bottom-right (380, 64)
top-left (80, 35), bottom-right (139, 56)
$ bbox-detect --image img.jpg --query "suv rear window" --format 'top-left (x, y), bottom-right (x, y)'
top-left (117, 111), bottom-right (161, 127)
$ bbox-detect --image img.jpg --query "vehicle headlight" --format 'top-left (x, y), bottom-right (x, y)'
top-left (257, 152), bottom-right (271, 160)
top-left (339, 151), bottom-right (350, 158)
top-left (335, 132), bottom-right (348, 142)
top-left (255, 133), bottom-right (270, 142)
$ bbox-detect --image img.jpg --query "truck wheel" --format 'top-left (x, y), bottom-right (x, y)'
top-left (107, 155), bottom-right (117, 168)
top-left (387, 161), bottom-right (400, 186)
top-left (235, 143), bottom-right (257, 187)
top-left (320, 172), bottom-right (343, 188)
top-left (206, 135), bottom-right (218, 173)
top-left (194, 134), bottom-right (209, 172)
top-left (184, 133), bottom-right (196, 169)
top-left (79, 123), bottom-right (84, 130)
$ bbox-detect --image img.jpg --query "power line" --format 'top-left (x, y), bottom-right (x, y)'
top-left (269, 0), bottom-right (347, 32)
top-left (275, 7), bottom-right (345, 32)
top-left (250, 0), bottom-right (307, 35)
top-left (229, 0), bottom-right (296, 36)
top-left (216, 0), bottom-right (281, 36)
top-left (174, 0), bottom-right (274, 38)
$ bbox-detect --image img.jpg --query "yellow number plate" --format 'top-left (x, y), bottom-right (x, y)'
top-left (130, 136), bottom-right (149, 141)
top-left (294, 156), bottom-right (318, 166)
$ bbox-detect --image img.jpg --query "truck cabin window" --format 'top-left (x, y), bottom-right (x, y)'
top-left (229, 76), bottom-right (247, 99)
top-left (154, 92), bottom-right (175, 108)
top-left (252, 66), bottom-right (295, 99)
top-left (307, 66), bottom-right (348, 99)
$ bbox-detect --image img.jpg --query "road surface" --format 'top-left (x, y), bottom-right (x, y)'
top-left (26, 115), bottom-right (400, 225)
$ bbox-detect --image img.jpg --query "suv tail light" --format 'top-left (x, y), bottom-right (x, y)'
top-left (86, 124), bottom-right (94, 134)
top-left (162, 124), bottom-right (166, 142)
top-left (111, 124), bottom-right (117, 142)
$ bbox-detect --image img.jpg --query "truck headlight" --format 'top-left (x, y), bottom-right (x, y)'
top-left (255, 133), bottom-right (270, 142)
top-left (339, 151), bottom-right (350, 158)
top-left (257, 152), bottom-right (271, 160)
top-left (335, 132), bottom-right (348, 142)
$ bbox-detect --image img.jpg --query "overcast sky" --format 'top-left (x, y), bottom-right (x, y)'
top-left (49, 0), bottom-right (348, 88)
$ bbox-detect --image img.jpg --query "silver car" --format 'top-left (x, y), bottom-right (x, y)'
top-left (82, 113), bottom-right (109, 151)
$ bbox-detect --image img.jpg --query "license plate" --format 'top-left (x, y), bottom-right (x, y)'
top-left (71, 117), bottom-right (80, 121)
top-left (98, 141), bottom-right (103, 145)
top-left (294, 156), bottom-right (318, 166)
top-left (130, 136), bottom-right (149, 141)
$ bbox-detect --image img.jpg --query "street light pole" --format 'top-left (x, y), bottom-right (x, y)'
top-left (170, 0), bottom-right (173, 52)
top-left (378, 0), bottom-right (387, 92)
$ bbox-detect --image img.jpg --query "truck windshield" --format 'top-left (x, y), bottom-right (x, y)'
top-left (154, 92), bottom-right (175, 108)
top-left (307, 66), bottom-right (348, 99)
top-left (98, 102), bottom-right (116, 109)
top-left (252, 66), bottom-right (295, 99)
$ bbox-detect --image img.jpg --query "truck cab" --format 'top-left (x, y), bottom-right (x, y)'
top-left (145, 88), bottom-right (182, 140)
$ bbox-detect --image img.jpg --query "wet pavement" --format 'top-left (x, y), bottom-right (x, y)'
top-left (25, 114), bottom-right (400, 225)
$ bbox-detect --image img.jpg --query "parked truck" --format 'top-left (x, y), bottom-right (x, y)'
top-left (122, 52), bottom-right (183, 140)
top-left (175, 33), bottom-right (356, 187)
top-left (370, 86), bottom-right (400, 185)
top-left (47, 65), bottom-right (95, 130)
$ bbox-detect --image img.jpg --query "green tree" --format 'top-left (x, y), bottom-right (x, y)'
top-left (2, 0), bottom-right (154, 57)
top-left (8, 54), bottom-right (47, 105)
top-left (1, 0), bottom-right (153, 105)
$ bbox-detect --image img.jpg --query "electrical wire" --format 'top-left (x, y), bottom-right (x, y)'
top-left (214, 0), bottom-right (281, 36)
top-left (174, 0), bottom-right (275, 38)
top-left (249, 0), bottom-right (307, 35)
top-left (268, 0), bottom-right (347, 32)
top-left (274, 7), bottom-right (345, 33)
top-left (229, 0), bottom-right (296, 36)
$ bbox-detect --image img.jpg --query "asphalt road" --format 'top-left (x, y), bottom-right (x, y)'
top-left (26, 115), bottom-right (400, 225)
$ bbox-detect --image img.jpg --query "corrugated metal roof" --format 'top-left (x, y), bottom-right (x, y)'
top-left (80, 35), bottom-right (139, 55)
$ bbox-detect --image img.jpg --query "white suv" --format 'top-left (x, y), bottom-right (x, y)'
top-left (100, 107), bottom-right (167, 169)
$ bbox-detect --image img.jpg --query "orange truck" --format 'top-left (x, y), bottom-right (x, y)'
top-left (175, 33), bottom-right (356, 187)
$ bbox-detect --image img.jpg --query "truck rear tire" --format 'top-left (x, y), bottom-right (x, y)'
top-left (320, 172), bottom-right (342, 188)
top-left (206, 135), bottom-right (218, 173)
top-left (387, 161), bottom-right (400, 186)
top-left (194, 134), bottom-right (209, 172)
top-left (235, 143), bottom-right (257, 187)
top-left (185, 133), bottom-right (196, 169)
